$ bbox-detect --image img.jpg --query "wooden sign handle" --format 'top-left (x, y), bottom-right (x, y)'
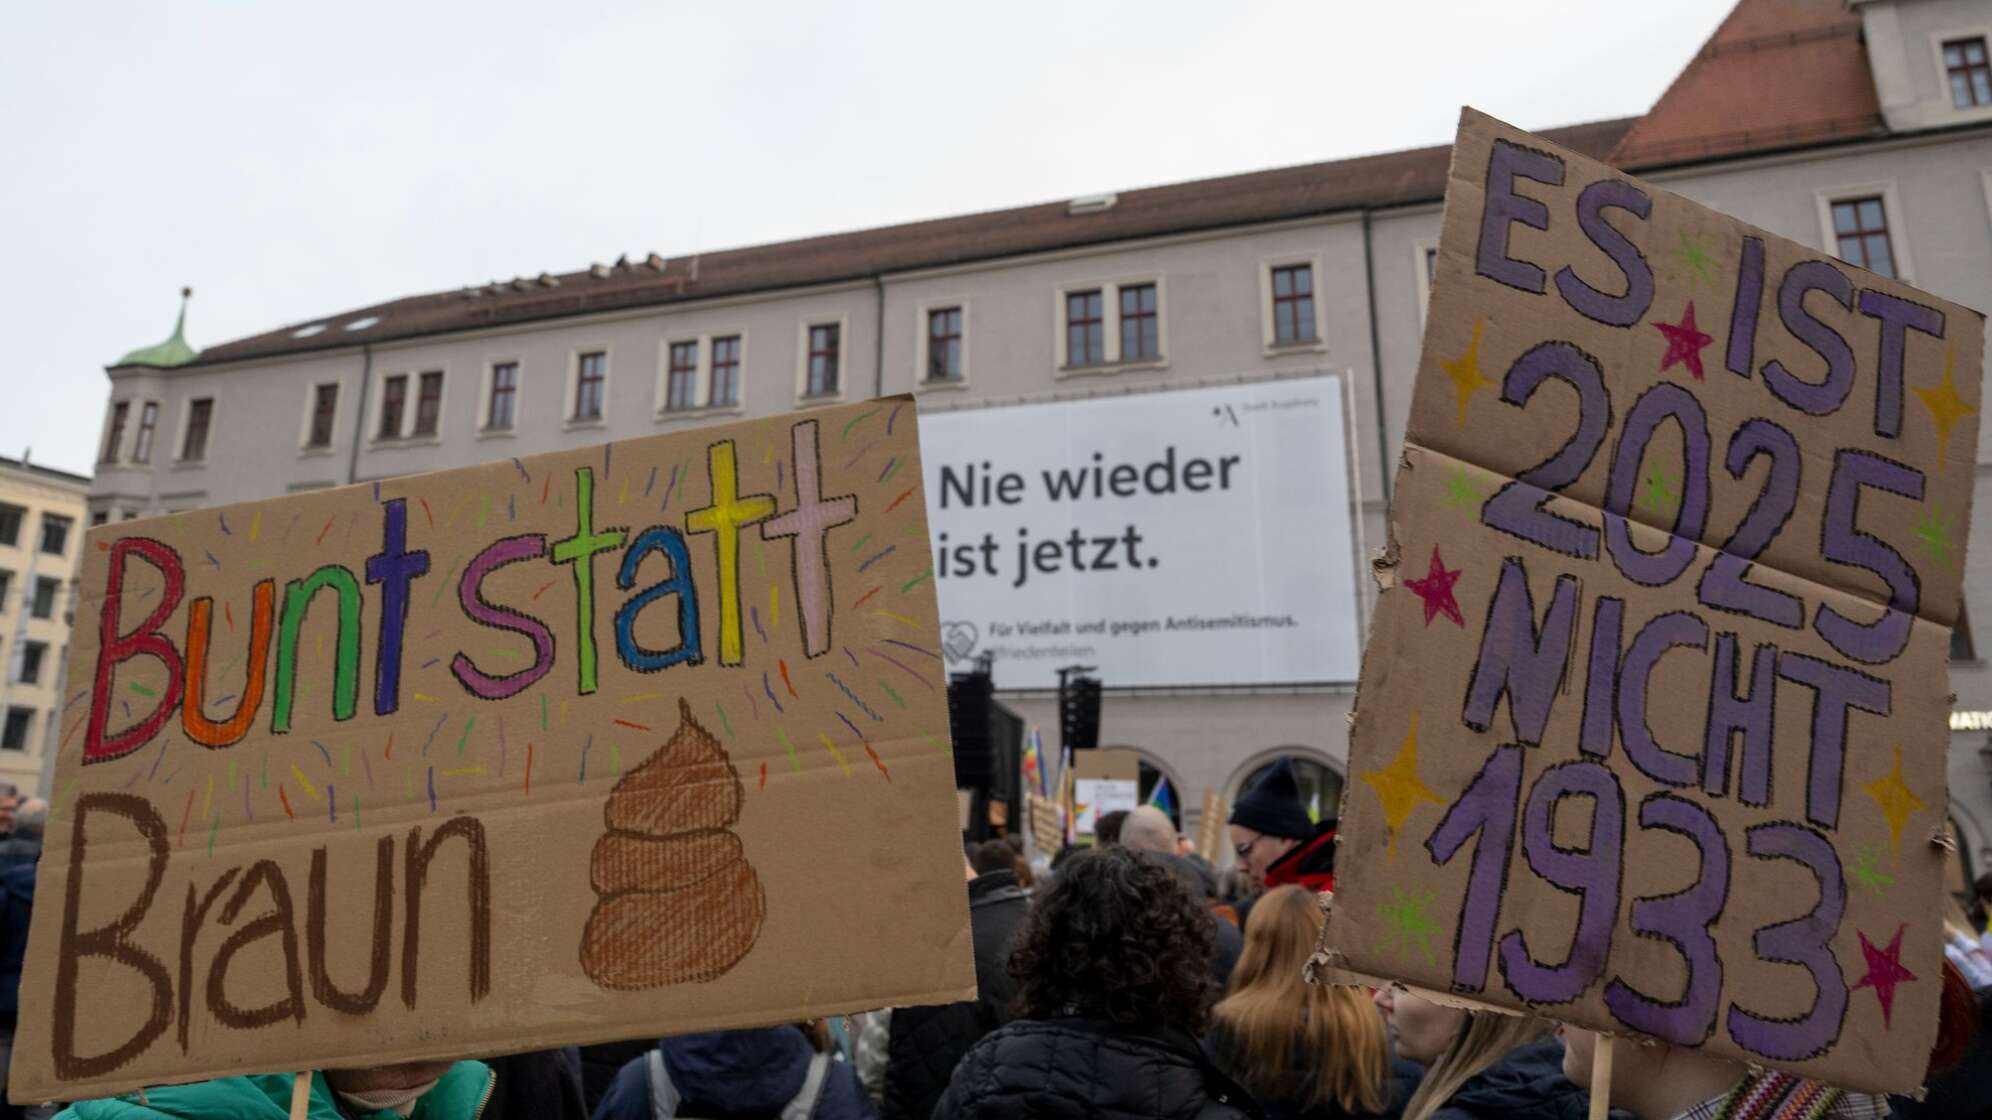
top-left (289, 1071), bottom-right (312, 1120)
top-left (1587, 1037), bottom-right (1612, 1120)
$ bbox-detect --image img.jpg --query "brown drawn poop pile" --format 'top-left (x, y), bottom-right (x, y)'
top-left (581, 698), bottom-right (766, 989)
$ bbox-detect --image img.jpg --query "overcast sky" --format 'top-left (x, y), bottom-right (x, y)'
top-left (0, 0), bottom-right (1737, 476)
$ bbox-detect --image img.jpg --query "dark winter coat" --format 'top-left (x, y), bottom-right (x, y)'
top-left (593, 1027), bottom-right (875, 1120)
top-left (1426, 1038), bottom-right (1591, 1120)
top-left (932, 1018), bottom-right (1265, 1120)
top-left (1203, 1029), bottom-right (1419, 1120)
top-left (879, 869), bottom-right (1030, 1120)
top-left (485, 1048), bottom-right (588, 1120)
top-left (0, 861), bottom-right (36, 1029)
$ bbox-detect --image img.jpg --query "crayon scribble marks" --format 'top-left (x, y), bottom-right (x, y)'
top-left (1862, 746), bottom-right (1925, 861)
top-left (1442, 319), bottom-right (1495, 428)
top-left (1915, 348), bottom-right (1976, 469)
top-left (1851, 923), bottom-right (1916, 1028)
top-left (1403, 546), bottom-right (1465, 628)
top-left (1376, 886), bottom-right (1442, 966)
top-left (1360, 714), bottom-right (1443, 859)
top-left (1654, 301), bottom-right (1713, 382)
top-left (1673, 229), bottom-right (1717, 286)
top-left (1915, 501), bottom-right (1957, 572)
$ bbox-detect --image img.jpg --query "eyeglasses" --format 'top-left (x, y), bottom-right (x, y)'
top-left (1233, 835), bottom-right (1261, 860)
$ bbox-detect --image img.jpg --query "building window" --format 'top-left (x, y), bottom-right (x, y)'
top-left (487, 362), bottom-right (518, 430)
top-left (1955, 604), bottom-right (1978, 661)
top-left (39, 515), bottom-right (70, 557)
top-left (121, 510), bottom-right (139, 521)
top-left (412, 371), bottom-right (444, 437)
top-left (378, 374), bottom-right (408, 439)
top-left (89, 511), bottom-right (108, 528)
top-left (710, 336), bottom-right (741, 407)
top-left (1270, 265), bottom-right (1316, 346)
top-left (0, 709), bottom-right (30, 752)
top-left (17, 641), bottom-right (46, 685)
top-left (1830, 196), bottom-right (1896, 278)
top-left (1946, 37), bottom-right (1992, 109)
top-left (132, 401), bottom-right (158, 463)
top-left (574, 351), bottom-right (607, 420)
top-left (181, 398), bottom-right (213, 461)
top-left (0, 572), bottom-right (11, 608)
top-left (1120, 283), bottom-right (1159, 360)
top-left (306, 384), bottom-right (338, 449)
top-left (806, 324), bottom-right (840, 397)
top-left (927, 308), bottom-right (963, 381)
top-left (101, 401), bottom-right (128, 464)
top-left (1066, 290), bottom-right (1105, 366)
top-left (0, 506), bottom-right (20, 548)
top-left (30, 577), bottom-right (58, 620)
top-left (666, 341), bottom-right (700, 412)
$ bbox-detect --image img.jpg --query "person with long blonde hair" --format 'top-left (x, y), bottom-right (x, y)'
top-left (1373, 984), bottom-right (1587, 1120)
top-left (1206, 886), bottom-right (1411, 1119)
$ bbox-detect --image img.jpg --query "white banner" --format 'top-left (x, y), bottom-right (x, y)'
top-left (919, 376), bottom-right (1362, 688)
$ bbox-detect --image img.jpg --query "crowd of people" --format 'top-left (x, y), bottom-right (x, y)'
top-left (11, 763), bottom-right (1992, 1120)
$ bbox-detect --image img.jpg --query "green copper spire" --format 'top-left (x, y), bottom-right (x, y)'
top-left (112, 287), bottom-right (199, 368)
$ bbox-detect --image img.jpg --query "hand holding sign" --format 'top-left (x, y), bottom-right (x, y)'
top-left (1328, 110), bottom-right (1984, 1095)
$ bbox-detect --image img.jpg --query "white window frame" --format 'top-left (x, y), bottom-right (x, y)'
top-left (1814, 182), bottom-right (1915, 282)
top-left (99, 398), bottom-right (132, 466)
top-left (370, 367), bottom-right (448, 445)
top-left (1258, 255), bottom-right (1327, 355)
top-left (704, 330), bottom-right (747, 411)
top-left (172, 396), bottom-right (215, 465)
top-left (654, 330), bottom-right (749, 418)
top-left (298, 381), bottom-right (341, 456)
top-left (1929, 27), bottom-right (1992, 122)
top-left (129, 399), bottom-right (160, 464)
top-left (1054, 276), bottom-right (1167, 377)
top-left (477, 357), bottom-right (523, 438)
top-left (795, 317), bottom-right (850, 404)
top-left (1412, 239), bottom-right (1441, 326)
top-left (566, 346), bottom-right (612, 429)
top-left (915, 299), bottom-right (971, 389)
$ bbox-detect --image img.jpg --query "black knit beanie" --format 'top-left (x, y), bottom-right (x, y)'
top-left (1228, 760), bottom-right (1316, 840)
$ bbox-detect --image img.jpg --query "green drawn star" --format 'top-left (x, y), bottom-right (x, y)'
top-left (1914, 502), bottom-right (1956, 572)
top-left (1640, 469), bottom-right (1680, 516)
top-left (1850, 842), bottom-right (1896, 896)
top-left (1443, 465), bottom-right (1484, 509)
top-left (1376, 886), bottom-right (1442, 966)
top-left (1675, 230), bottom-right (1717, 286)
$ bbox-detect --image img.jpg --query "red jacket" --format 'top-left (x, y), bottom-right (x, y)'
top-left (1262, 824), bottom-right (1336, 894)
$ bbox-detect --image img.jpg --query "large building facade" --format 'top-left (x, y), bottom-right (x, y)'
top-left (89, 0), bottom-right (1992, 875)
top-left (0, 455), bottom-right (88, 793)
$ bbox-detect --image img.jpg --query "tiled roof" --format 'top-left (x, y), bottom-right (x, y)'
top-left (167, 118), bottom-right (1634, 371)
top-left (1608, 0), bottom-right (1884, 168)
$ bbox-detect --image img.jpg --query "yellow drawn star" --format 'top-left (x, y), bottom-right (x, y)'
top-left (1362, 712), bottom-right (1444, 859)
top-left (1913, 347), bottom-right (1976, 469)
top-left (1442, 319), bottom-right (1496, 428)
top-left (1862, 746), bottom-right (1926, 862)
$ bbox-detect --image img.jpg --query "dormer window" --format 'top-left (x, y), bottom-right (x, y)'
top-left (1945, 37), bottom-right (1991, 109)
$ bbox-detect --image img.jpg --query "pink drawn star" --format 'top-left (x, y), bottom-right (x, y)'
top-left (1851, 923), bottom-right (1917, 1027)
top-left (1404, 545), bottom-right (1464, 627)
top-left (1655, 301), bottom-right (1713, 381)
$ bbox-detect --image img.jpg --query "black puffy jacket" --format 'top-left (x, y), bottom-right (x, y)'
top-left (933, 1018), bottom-right (1265, 1120)
top-left (879, 869), bottom-right (1031, 1120)
top-left (1427, 1038), bottom-right (1592, 1120)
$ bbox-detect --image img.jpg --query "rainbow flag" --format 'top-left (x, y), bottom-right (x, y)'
top-left (1022, 726), bottom-right (1046, 797)
top-left (1147, 777), bottom-right (1177, 819)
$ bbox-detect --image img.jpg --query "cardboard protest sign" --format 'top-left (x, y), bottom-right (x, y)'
top-left (1197, 790), bottom-right (1225, 863)
top-left (15, 398), bottom-right (974, 1102)
top-left (1072, 749), bottom-right (1139, 837)
top-left (1327, 110), bottom-right (1984, 1093)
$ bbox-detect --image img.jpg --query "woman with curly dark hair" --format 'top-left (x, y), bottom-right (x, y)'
top-left (932, 846), bottom-right (1264, 1120)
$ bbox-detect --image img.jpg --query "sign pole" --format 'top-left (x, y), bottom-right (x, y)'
top-left (1586, 1038), bottom-right (1612, 1120)
top-left (289, 1071), bottom-right (311, 1120)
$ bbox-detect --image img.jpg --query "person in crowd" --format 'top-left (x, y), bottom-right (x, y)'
top-left (858, 849), bottom-right (1030, 1120)
top-left (1206, 886), bottom-right (1414, 1120)
top-left (1889, 957), bottom-right (1992, 1118)
top-left (1095, 810), bottom-right (1130, 847)
top-left (1228, 763), bottom-right (1335, 925)
top-left (0, 800), bottom-right (45, 1120)
top-left (0, 799), bottom-right (43, 873)
top-left (1562, 1028), bottom-right (1888, 1120)
top-left (932, 846), bottom-right (1262, 1120)
top-left (484, 1050), bottom-right (587, 1120)
top-left (1371, 987), bottom-right (1582, 1120)
top-left (1974, 871), bottom-right (1992, 933)
top-left (580, 1042), bottom-right (653, 1116)
top-left (595, 1024), bottom-right (874, 1120)
top-left (56, 1061), bottom-right (496, 1119)
top-left (1121, 806), bottom-right (1242, 982)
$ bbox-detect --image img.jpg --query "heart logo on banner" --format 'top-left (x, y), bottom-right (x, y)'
top-left (941, 621), bottom-right (979, 663)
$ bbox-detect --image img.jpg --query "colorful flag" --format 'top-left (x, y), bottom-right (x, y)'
top-left (1147, 777), bottom-right (1176, 819)
top-left (1022, 726), bottom-right (1046, 798)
